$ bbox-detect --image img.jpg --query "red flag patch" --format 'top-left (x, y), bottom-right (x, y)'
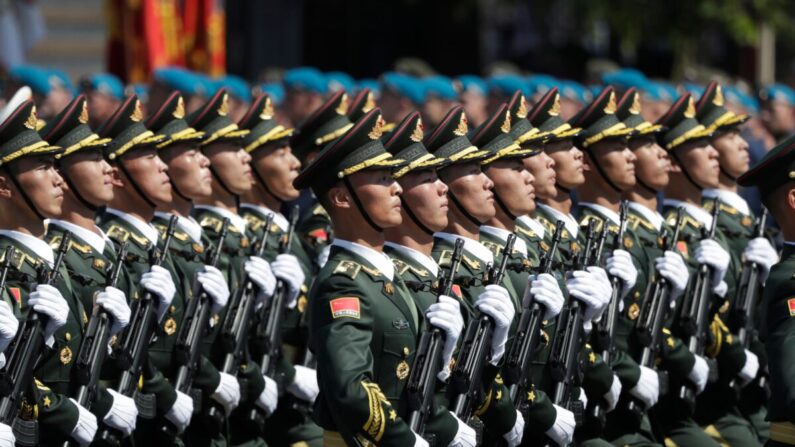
top-left (308, 229), bottom-right (329, 243)
top-left (451, 284), bottom-right (463, 299)
top-left (676, 241), bottom-right (689, 259)
top-left (788, 298), bottom-right (795, 317)
top-left (7, 287), bottom-right (20, 305)
top-left (330, 297), bottom-right (360, 319)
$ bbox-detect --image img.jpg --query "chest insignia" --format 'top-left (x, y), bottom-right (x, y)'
top-left (92, 258), bottom-right (106, 271)
top-left (163, 317), bottom-right (177, 335)
top-left (383, 282), bottom-right (393, 295)
top-left (627, 302), bottom-right (640, 320)
top-left (60, 346), bottom-right (73, 365)
top-left (396, 360), bottom-right (410, 380)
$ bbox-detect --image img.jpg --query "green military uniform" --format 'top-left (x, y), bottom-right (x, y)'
top-left (291, 91), bottom-right (355, 266)
top-left (736, 135), bottom-right (795, 446)
top-left (237, 93), bottom-right (323, 446)
top-left (296, 108), bottom-right (460, 445)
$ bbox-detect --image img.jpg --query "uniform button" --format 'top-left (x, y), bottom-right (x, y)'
top-left (403, 347), bottom-right (410, 356)
top-left (65, 332), bottom-right (71, 341)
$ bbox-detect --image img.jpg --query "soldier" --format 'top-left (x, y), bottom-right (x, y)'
top-left (237, 94), bottom-right (323, 446)
top-left (423, 105), bottom-right (524, 445)
top-left (145, 91), bottom-right (243, 446)
top-left (282, 67), bottom-right (330, 126)
top-left (614, 87), bottom-right (714, 447)
top-left (40, 94), bottom-right (140, 438)
top-left (186, 89), bottom-right (290, 446)
top-left (379, 72), bottom-right (425, 126)
top-left (736, 135), bottom-right (795, 447)
top-left (295, 108), bottom-right (463, 446)
top-left (658, 93), bottom-right (760, 446)
top-left (0, 98), bottom-right (96, 445)
top-left (97, 95), bottom-right (196, 443)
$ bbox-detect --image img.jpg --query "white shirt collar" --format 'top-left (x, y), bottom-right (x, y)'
top-left (155, 211), bottom-right (203, 244)
top-left (47, 219), bottom-right (108, 254)
top-left (331, 239), bottom-right (394, 280)
top-left (384, 242), bottom-right (439, 277)
top-left (0, 230), bottom-right (54, 266)
top-left (240, 203), bottom-right (289, 232)
top-left (664, 199), bottom-right (713, 228)
top-left (579, 202), bottom-right (621, 226)
top-left (537, 203), bottom-right (579, 238)
top-left (516, 215), bottom-right (546, 239)
top-left (105, 208), bottom-right (160, 246)
top-left (194, 205), bottom-right (247, 234)
top-left (434, 232), bottom-right (494, 264)
top-left (480, 225), bottom-right (528, 256)
top-left (628, 202), bottom-right (664, 231)
top-left (702, 189), bottom-right (751, 216)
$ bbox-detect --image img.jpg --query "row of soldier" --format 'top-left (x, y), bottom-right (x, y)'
top-left (0, 72), bottom-right (784, 447)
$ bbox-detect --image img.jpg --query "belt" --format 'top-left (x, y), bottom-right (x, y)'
top-left (771, 422), bottom-right (795, 445)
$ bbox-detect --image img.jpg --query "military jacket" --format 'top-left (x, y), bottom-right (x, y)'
top-left (295, 197), bottom-right (333, 269)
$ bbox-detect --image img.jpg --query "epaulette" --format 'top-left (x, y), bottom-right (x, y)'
top-left (437, 250), bottom-right (452, 268)
top-left (515, 225), bottom-right (537, 240)
top-left (243, 213), bottom-right (265, 232)
top-left (47, 234), bottom-right (93, 254)
top-left (703, 199), bottom-right (739, 216)
top-left (627, 213), bottom-right (655, 232)
top-left (391, 258), bottom-right (410, 276)
top-left (153, 223), bottom-right (186, 242)
top-left (332, 259), bottom-right (362, 280)
top-left (312, 203), bottom-right (329, 217)
top-left (481, 240), bottom-right (502, 257)
top-left (462, 255), bottom-right (481, 270)
top-left (579, 214), bottom-right (604, 233)
top-left (106, 224), bottom-right (151, 247)
top-left (0, 245), bottom-right (36, 270)
top-left (536, 215), bottom-right (557, 234)
top-left (198, 215), bottom-right (224, 233)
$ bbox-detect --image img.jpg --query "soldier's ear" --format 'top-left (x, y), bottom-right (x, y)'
top-left (108, 165), bottom-right (124, 187)
top-left (327, 184), bottom-right (352, 210)
top-left (668, 157), bottom-right (682, 173)
top-left (787, 186), bottom-right (795, 212)
top-left (0, 173), bottom-right (10, 199)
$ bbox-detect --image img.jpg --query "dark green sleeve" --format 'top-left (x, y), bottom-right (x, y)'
top-left (33, 381), bottom-right (79, 445)
top-left (581, 346), bottom-right (613, 399)
top-left (658, 327), bottom-right (696, 380)
top-left (522, 388), bottom-right (557, 436)
top-left (610, 349), bottom-right (641, 389)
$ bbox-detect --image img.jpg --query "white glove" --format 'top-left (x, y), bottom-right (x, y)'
top-left (607, 249), bottom-right (637, 298)
top-left (744, 237), bottom-right (778, 283)
top-left (526, 273), bottom-right (565, 320)
top-left (141, 264), bottom-right (176, 321)
top-left (257, 375), bottom-right (279, 415)
top-left (427, 295), bottom-right (465, 381)
top-left (271, 253), bottom-right (305, 308)
top-left (629, 365), bottom-right (659, 408)
top-left (198, 265), bottom-right (230, 313)
top-left (164, 390), bottom-right (193, 434)
top-left (245, 256), bottom-right (276, 299)
top-left (503, 410), bottom-right (524, 447)
top-left (317, 245), bottom-right (331, 269)
top-left (448, 412), bottom-right (477, 447)
top-left (655, 250), bottom-right (690, 301)
top-left (413, 431), bottom-right (430, 447)
top-left (604, 374), bottom-right (622, 412)
top-left (0, 301), bottom-right (19, 353)
top-left (69, 398), bottom-right (98, 446)
top-left (738, 349), bottom-right (760, 387)
top-left (566, 267), bottom-right (611, 322)
top-left (96, 286), bottom-right (131, 335)
top-left (287, 364), bottom-right (319, 403)
top-left (29, 284), bottom-right (69, 342)
top-left (578, 387), bottom-right (588, 409)
top-left (694, 239), bottom-right (730, 288)
top-left (211, 372), bottom-right (241, 415)
top-left (689, 355), bottom-right (709, 395)
top-left (475, 285), bottom-right (515, 364)
top-left (0, 423), bottom-right (14, 447)
top-left (103, 389), bottom-right (137, 436)
top-left (546, 404), bottom-right (575, 446)
top-left (713, 280), bottom-right (728, 298)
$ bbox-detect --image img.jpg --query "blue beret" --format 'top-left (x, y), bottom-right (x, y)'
top-left (283, 67), bottom-right (327, 94)
top-left (356, 78), bottom-right (381, 97)
top-left (84, 73), bottom-right (124, 100)
top-left (601, 68), bottom-right (648, 89)
top-left (456, 75), bottom-right (487, 95)
top-left (488, 74), bottom-right (529, 97)
top-left (325, 71), bottom-right (356, 93)
top-left (48, 69), bottom-right (75, 94)
top-left (258, 83), bottom-right (285, 105)
top-left (682, 82), bottom-right (705, 98)
top-left (723, 85), bottom-right (759, 114)
top-left (559, 80), bottom-right (591, 104)
top-left (216, 75), bottom-right (251, 103)
top-left (422, 75), bottom-right (457, 101)
top-left (642, 81), bottom-right (678, 103)
top-left (9, 65), bottom-right (54, 95)
top-left (126, 83), bottom-right (149, 103)
top-left (760, 83), bottom-right (795, 106)
top-left (154, 67), bottom-right (212, 97)
top-left (526, 74), bottom-right (559, 97)
top-left (381, 72), bottom-right (425, 104)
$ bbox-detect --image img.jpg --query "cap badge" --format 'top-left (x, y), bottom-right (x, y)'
top-left (501, 111), bottom-right (512, 133)
top-left (684, 96), bottom-right (696, 118)
top-left (549, 94), bottom-right (561, 117)
top-left (368, 114), bottom-right (386, 140)
top-left (78, 101), bottom-right (89, 124)
top-left (603, 91), bottom-right (617, 114)
top-left (218, 93), bottom-right (229, 116)
top-left (453, 113), bottom-right (469, 136)
top-left (336, 93), bottom-right (349, 115)
top-left (260, 97), bottom-right (274, 120)
top-left (363, 91), bottom-right (376, 113)
top-left (131, 100), bottom-right (144, 122)
top-left (24, 106), bottom-right (38, 130)
top-left (173, 96), bottom-right (185, 119)
top-left (516, 95), bottom-right (529, 119)
top-left (410, 118), bottom-right (424, 142)
top-left (714, 85), bottom-right (725, 107)
top-left (629, 92), bottom-right (642, 115)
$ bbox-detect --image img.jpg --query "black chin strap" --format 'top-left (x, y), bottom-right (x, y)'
top-left (169, 178), bottom-right (193, 203)
top-left (4, 166), bottom-right (45, 220)
top-left (555, 182), bottom-right (571, 195)
top-left (252, 165), bottom-right (284, 209)
top-left (400, 196), bottom-right (434, 236)
top-left (671, 151), bottom-right (704, 191)
top-left (719, 165), bottom-right (738, 182)
top-left (60, 167), bottom-right (100, 212)
top-left (448, 190), bottom-right (483, 228)
top-left (117, 161), bottom-right (157, 209)
top-left (493, 191), bottom-right (517, 221)
top-left (209, 165), bottom-right (240, 209)
top-left (635, 176), bottom-right (659, 195)
top-left (586, 150), bottom-right (624, 193)
top-left (342, 177), bottom-right (383, 232)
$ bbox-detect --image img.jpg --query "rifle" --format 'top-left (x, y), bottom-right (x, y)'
top-left (97, 215), bottom-right (178, 445)
top-left (249, 206), bottom-right (300, 423)
top-left (450, 233), bottom-right (515, 432)
top-left (205, 213), bottom-right (273, 424)
top-left (505, 221), bottom-right (564, 409)
top-left (0, 233), bottom-right (71, 445)
top-left (627, 207), bottom-right (685, 420)
top-left (407, 238), bottom-right (465, 442)
top-left (159, 218), bottom-right (230, 437)
top-left (676, 200), bottom-right (721, 409)
top-left (585, 202), bottom-right (630, 431)
top-left (547, 219), bottom-right (599, 426)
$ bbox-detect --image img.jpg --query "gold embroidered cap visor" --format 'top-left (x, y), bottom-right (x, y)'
top-left (243, 123), bottom-right (295, 154)
top-left (103, 122), bottom-right (168, 160)
top-left (0, 101), bottom-right (63, 166)
top-left (39, 95), bottom-right (111, 159)
top-left (153, 120), bottom-right (206, 149)
top-left (737, 133), bottom-right (795, 196)
top-left (659, 117), bottom-right (713, 151)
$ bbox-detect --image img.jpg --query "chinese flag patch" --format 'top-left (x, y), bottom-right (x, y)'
top-left (676, 241), bottom-right (689, 259)
top-left (451, 284), bottom-right (463, 299)
top-left (7, 287), bottom-right (20, 305)
top-left (330, 297), bottom-right (360, 319)
top-left (788, 298), bottom-right (795, 317)
top-left (309, 229), bottom-right (329, 243)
